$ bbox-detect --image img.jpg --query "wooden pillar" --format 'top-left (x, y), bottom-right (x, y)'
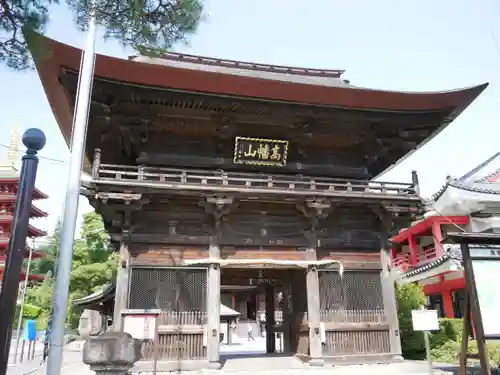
top-left (299, 201), bottom-right (330, 367)
top-left (306, 262), bottom-right (322, 366)
top-left (305, 221), bottom-right (323, 366)
top-left (207, 235), bottom-right (221, 368)
top-left (204, 195), bottom-right (233, 369)
top-left (281, 281), bottom-right (292, 353)
top-left (380, 248), bottom-right (403, 359)
top-left (265, 284), bottom-right (276, 354)
top-left (432, 222), bottom-right (444, 257)
top-left (113, 229), bottom-right (131, 331)
top-left (443, 290), bottom-right (455, 318)
top-left (408, 234), bottom-right (419, 265)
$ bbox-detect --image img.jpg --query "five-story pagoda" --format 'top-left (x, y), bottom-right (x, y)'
top-left (29, 32), bottom-right (487, 369)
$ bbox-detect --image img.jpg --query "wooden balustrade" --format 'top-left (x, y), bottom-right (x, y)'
top-left (392, 246), bottom-right (440, 273)
top-left (416, 247), bottom-right (438, 264)
top-left (92, 163), bottom-right (419, 200)
top-left (140, 310), bottom-right (207, 362)
top-left (298, 309), bottom-right (391, 357)
top-left (392, 254), bottom-right (410, 272)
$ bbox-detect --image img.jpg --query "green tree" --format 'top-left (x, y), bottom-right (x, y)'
top-left (26, 211), bottom-right (117, 329)
top-left (1, 0), bottom-right (204, 70)
top-left (396, 283), bottom-right (427, 359)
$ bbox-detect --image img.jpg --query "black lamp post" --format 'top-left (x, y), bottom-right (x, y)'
top-left (0, 128), bottom-right (46, 374)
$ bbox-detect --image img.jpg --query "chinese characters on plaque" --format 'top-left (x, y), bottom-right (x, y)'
top-left (234, 137), bottom-right (289, 167)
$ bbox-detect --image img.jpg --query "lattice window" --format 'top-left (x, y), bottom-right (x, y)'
top-left (128, 267), bottom-right (207, 311)
top-left (319, 270), bottom-right (383, 311)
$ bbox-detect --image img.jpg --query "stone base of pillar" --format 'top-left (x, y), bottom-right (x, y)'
top-left (309, 358), bottom-right (325, 367)
top-left (207, 361), bottom-right (222, 369)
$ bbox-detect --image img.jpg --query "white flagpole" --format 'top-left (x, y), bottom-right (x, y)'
top-left (45, 9), bottom-right (97, 375)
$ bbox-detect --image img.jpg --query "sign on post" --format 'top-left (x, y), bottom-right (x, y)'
top-left (123, 314), bottom-right (157, 340)
top-left (411, 309), bottom-right (439, 332)
top-left (412, 309), bottom-right (439, 375)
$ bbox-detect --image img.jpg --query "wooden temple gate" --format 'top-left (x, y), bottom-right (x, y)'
top-left (123, 263), bottom-right (395, 365)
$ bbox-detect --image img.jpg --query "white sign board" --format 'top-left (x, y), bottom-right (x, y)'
top-left (123, 315), bottom-right (156, 340)
top-left (472, 259), bottom-right (500, 337)
top-left (411, 309), bottom-right (439, 332)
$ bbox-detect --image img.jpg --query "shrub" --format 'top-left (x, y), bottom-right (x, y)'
top-left (431, 339), bottom-right (500, 367)
top-left (395, 283), bottom-right (426, 359)
top-left (430, 318), bottom-right (463, 348)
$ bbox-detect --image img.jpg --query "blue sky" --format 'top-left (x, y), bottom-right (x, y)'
top-left (0, 0), bottom-right (499, 236)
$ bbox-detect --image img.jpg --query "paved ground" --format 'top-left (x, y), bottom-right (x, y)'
top-left (5, 336), bottom-right (492, 375)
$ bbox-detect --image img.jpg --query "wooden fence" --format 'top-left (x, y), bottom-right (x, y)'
top-left (319, 309), bottom-right (391, 357)
top-left (140, 311), bottom-right (207, 361)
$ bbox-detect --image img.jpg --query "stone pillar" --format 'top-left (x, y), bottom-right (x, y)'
top-left (83, 332), bottom-right (142, 375)
top-left (380, 248), bottom-right (403, 359)
top-left (207, 235), bottom-right (221, 368)
top-left (113, 230), bottom-right (131, 331)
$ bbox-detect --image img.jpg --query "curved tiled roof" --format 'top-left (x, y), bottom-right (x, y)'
top-left (430, 152), bottom-right (500, 203)
top-left (26, 30), bottom-right (487, 151)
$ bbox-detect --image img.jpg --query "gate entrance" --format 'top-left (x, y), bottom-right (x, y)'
top-left (220, 268), bottom-right (307, 358)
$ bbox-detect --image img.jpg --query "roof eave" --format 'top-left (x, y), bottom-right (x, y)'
top-left (26, 30), bottom-right (488, 170)
top-left (374, 83), bottom-right (488, 180)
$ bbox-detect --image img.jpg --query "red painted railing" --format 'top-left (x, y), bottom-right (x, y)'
top-left (392, 254), bottom-right (410, 272)
top-left (416, 247), bottom-right (438, 265)
top-left (391, 247), bottom-right (440, 273)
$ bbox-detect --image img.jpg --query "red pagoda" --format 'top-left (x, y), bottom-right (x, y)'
top-left (0, 125), bottom-right (47, 283)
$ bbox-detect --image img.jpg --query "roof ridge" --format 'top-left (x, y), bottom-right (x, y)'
top-left (459, 151), bottom-right (500, 183)
top-left (133, 51), bottom-right (346, 79)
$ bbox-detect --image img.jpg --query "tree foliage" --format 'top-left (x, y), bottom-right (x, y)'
top-left (395, 282), bottom-right (427, 359)
top-left (25, 211), bottom-right (117, 330)
top-left (0, 0), bottom-right (204, 70)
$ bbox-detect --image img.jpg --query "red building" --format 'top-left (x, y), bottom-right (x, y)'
top-left (390, 152), bottom-right (500, 318)
top-left (390, 215), bottom-right (468, 318)
top-left (0, 127), bottom-right (48, 283)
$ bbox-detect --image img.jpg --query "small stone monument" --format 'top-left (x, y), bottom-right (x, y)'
top-left (83, 332), bottom-right (142, 375)
top-left (78, 309), bottom-right (105, 337)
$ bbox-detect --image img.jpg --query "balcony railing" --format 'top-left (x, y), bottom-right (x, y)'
top-left (392, 254), bottom-right (410, 273)
top-left (91, 161), bottom-right (420, 201)
top-left (416, 247), bottom-right (438, 265)
top-left (392, 247), bottom-right (441, 273)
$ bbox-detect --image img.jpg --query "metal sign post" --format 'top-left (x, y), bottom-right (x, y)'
top-left (411, 308), bottom-right (439, 375)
